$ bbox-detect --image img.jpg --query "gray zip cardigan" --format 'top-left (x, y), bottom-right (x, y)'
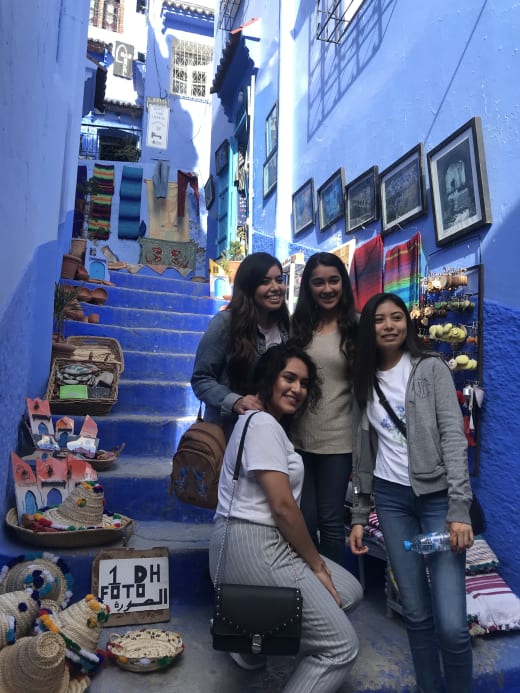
top-left (351, 354), bottom-right (473, 528)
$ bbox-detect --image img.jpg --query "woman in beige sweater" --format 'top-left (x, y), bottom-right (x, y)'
top-left (290, 252), bottom-right (357, 564)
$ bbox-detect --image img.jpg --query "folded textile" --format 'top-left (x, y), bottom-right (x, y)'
top-left (349, 235), bottom-right (384, 312)
top-left (383, 231), bottom-right (422, 309)
top-left (118, 165), bottom-right (143, 240)
top-left (465, 571), bottom-right (520, 633)
top-left (465, 538), bottom-right (500, 575)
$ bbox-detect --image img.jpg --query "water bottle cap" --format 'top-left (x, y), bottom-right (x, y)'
top-left (403, 540), bottom-right (412, 551)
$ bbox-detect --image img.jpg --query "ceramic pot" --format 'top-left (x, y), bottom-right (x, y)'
top-left (60, 254), bottom-right (81, 280)
top-left (69, 239), bottom-right (87, 262)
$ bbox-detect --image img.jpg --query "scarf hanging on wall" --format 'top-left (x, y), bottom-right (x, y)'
top-left (349, 235), bottom-right (384, 312)
top-left (118, 165), bottom-right (143, 240)
top-left (383, 231), bottom-right (423, 309)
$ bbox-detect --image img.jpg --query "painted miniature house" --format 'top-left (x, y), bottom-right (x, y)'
top-left (26, 397), bottom-right (55, 437)
top-left (11, 452), bottom-right (97, 522)
top-left (55, 416), bottom-right (75, 448)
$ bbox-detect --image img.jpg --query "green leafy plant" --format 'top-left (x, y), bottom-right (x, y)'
top-left (217, 240), bottom-right (245, 275)
top-left (53, 283), bottom-right (80, 341)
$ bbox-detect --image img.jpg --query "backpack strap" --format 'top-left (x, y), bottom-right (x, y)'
top-left (373, 379), bottom-right (407, 438)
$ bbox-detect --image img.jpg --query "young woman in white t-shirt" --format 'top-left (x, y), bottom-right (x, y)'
top-left (349, 293), bottom-right (473, 693)
top-left (209, 344), bottom-right (362, 690)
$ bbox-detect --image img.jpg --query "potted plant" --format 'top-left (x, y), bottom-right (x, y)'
top-left (52, 283), bottom-right (81, 358)
top-left (217, 239), bottom-right (246, 286)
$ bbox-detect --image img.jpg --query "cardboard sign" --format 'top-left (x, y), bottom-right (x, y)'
top-left (92, 547), bottom-right (169, 626)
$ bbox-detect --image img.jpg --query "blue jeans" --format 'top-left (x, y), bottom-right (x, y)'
top-left (374, 477), bottom-right (472, 693)
top-left (299, 451), bottom-right (352, 565)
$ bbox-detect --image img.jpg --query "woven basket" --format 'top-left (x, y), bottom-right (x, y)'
top-left (46, 359), bottom-right (119, 415)
top-left (5, 508), bottom-right (134, 548)
top-left (66, 336), bottom-right (124, 373)
top-left (107, 629), bottom-right (184, 672)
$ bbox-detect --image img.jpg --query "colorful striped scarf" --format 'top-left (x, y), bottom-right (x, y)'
top-left (349, 235), bottom-right (384, 312)
top-left (383, 231), bottom-right (422, 309)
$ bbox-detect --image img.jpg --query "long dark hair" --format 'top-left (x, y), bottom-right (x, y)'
top-left (253, 343), bottom-right (321, 426)
top-left (227, 252), bottom-right (290, 392)
top-left (290, 252), bottom-right (357, 380)
top-left (353, 292), bottom-right (425, 409)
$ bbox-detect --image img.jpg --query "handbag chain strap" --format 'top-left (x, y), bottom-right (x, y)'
top-left (214, 411), bottom-right (299, 587)
top-left (374, 378), bottom-right (407, 438)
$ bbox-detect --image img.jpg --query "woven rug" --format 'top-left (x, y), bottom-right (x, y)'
top-left (118, 166), bottom-right (143, 240)
top-left (88, 164), bottom-right (115, 240)
top-left (145, 180), bottom-right (189, 241)
top-left (73, 165), bottom-right (87, 238)
top-left (350, 235), bottom-right (384, 312)
top-left (138, 238), bottom-right (197, 276)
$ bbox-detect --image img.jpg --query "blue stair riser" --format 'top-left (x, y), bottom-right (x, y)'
top-left (80, 304), bottom-right (213, 331)
top-left (105, 271), bottom-right (211, 296)
top-left (101, 476), bottom-right (214, 523)
top-left (117, 381), bottom-right (199, 415)
top-left (63, 322), bottom-right (203, 353)
top-left (123, 351), bottom-right (196, 381)
top-left (54, 414), bottom-right (194, 455)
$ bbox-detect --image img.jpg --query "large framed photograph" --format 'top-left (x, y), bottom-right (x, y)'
top-left (317, 167), bottom-right (346, 232)
top-left (204, 175), bottom-right (215, 210)
top-left (292, 178), bottom-right (315, 235)
top-left (380, 144), bottom-right (426, 235)
top-left (263, 151), bottom-right (277, 198)
top-left (345, 166), bottom-right (379, 233)
top-left (427, 117), bottom-right (492, 246)
top-left (215, 140), bottom-right (229, 175)
top-left (265, 102), bottom-right (278, 158)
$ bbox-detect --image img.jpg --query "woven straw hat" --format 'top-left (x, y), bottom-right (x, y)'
top-left (0, 552), bottom-right (73, 608)
top-left (36, 594), bottom-right (109, 674)
top-left (32, 481), bottom-right (122, 530)
top-left (0, 590), bottom-right (41, 649)
top-left (0, 632), bottom-right (69, 693)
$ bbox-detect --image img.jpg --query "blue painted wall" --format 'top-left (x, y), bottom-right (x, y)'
top-left (0, 2), bottom-right (89, 514)
top-left (209, 1), bottom-right (520, 592)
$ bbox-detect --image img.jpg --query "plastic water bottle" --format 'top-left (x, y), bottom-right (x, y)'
top-left (403, 531), bottom-right (451, 554)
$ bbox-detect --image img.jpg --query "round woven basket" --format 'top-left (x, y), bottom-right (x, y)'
top-left (107, 629), bottom-right (184, 672)
top-left (5, 508), bottom-right (134, 549)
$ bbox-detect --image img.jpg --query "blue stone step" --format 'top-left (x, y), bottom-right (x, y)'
top-left (63, 322), bottom-right (203, 354)
top-left (55, 413), bottom-right (194, 456)
top-left (108, 270), bottom-right (211, 295)
top-left (117, 379), bottom-right (198, 415)
top-left (77, 303), bottom-right (213, 331)
top-left (122, 350), bottom-right (196, 382)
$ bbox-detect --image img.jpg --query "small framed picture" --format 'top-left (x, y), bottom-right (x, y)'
top-left (345, 166), bottom-right (379, 233)
top-left (292, 178), bottom-right (315, 235)
top-left (263, 151), bottom-right (277, 198)
top-left (204, 175), bottom-right (215, 210)
top-left (380, 144), bottom-right (427, 235)
top-left (265, 102), bottom-right (278, 158)
top-left (317, 167), bottom-right (346, 232)
top-left (427, 116), bottom-right (492, 246)
top-left (215, 140), bottom-right (229, 175)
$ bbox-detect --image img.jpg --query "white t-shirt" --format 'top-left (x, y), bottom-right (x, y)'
top-left (367, 351), bottom-right (411, 486)
top-left (216, 411), bottom-right (304, 526)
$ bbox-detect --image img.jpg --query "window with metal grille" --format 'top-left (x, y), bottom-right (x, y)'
top-left (218, 0), bottom-right (241, 31)
top-left (316, 0), bottom-right (365, 43)
top-left (170, 40), bottom-right (213, 101)
top-left (89, 0), bottom-right (124, 33)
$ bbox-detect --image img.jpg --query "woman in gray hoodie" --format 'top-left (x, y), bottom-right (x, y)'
top-left (349, 292), bottom-right (473, 693)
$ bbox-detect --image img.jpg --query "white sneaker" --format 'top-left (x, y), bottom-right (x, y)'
top-left (229, 651), bottom-right (267, 671)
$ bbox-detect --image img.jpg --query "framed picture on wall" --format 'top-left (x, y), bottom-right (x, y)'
top-left (263, 151), bottom-right (277, 198)
top-left (292, 178), bottom-right (315, 235)
top-left (265, 103), bottom-right (278, 158)
top-left (345, 166), bottom-right (379, 233)
top-left (380, 144), bottom-right (427, 235)
top-left (204, 175), bottom-right (215, 210)
top-left (427, 116), bottom-right (492, 246)
top-left (215, 140), bottom-right (229, 175)
top-left (317, 167), bottom-right (346, 232)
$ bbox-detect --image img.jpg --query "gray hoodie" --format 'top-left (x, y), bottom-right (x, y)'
top-left (351, 354), bottom-right (472, 527)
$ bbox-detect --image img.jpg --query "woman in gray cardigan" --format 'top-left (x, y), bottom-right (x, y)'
top-left (349, 292), bottom-right (473, 693)
top-left (191, 252), bottom-right (289, 436)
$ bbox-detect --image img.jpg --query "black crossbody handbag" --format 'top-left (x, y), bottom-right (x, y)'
top-left (211, 412), bottom-right (303, 656)
top-left (374, 378), bottom-right (486, 535)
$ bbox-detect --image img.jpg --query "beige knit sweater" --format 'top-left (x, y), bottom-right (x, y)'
top-left (290, 330), bottom-right (353, 454)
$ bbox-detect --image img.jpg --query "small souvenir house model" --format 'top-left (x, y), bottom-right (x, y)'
top-left (26, 397), bottom-right (55, 437)
top-left (11, 451), bottom-right (97, 522)
top-left (55, 416), bottom-right (75, 448)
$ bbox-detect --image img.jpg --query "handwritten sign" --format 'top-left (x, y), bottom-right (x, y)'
top-left (92, 548), bottom-right (169, 626)
top-left (146, 98), bottom-right (169, 150)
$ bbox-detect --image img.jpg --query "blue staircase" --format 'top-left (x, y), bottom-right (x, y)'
top-left (2, 269), bottom-right (520, 692)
